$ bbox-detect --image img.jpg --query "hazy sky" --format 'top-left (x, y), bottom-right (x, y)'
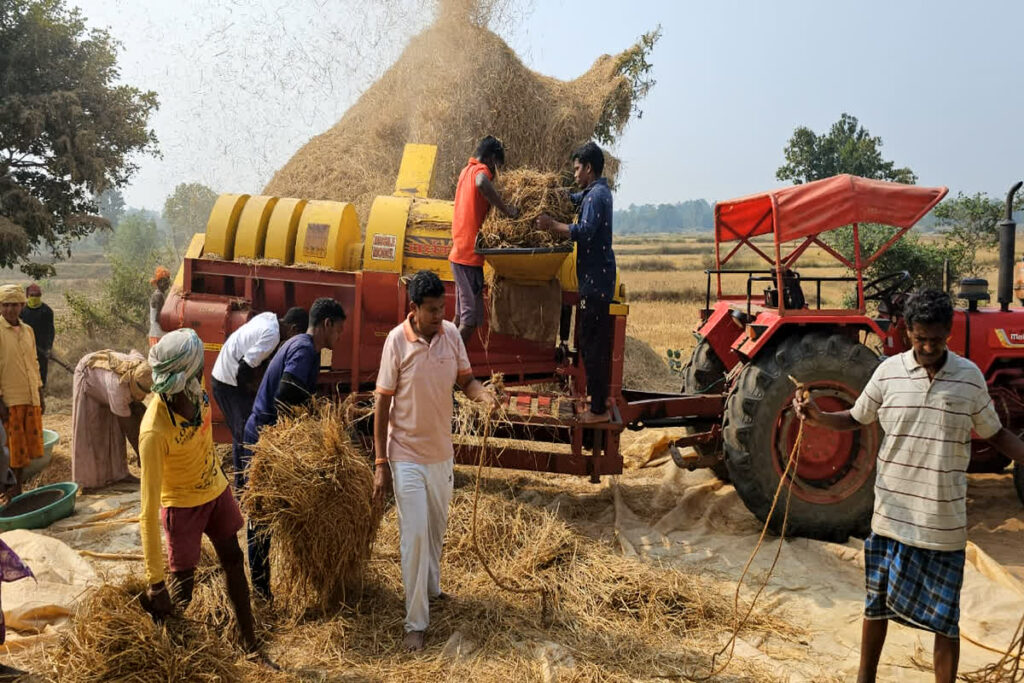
top-left (72, 0), bottom-right (1024, 212)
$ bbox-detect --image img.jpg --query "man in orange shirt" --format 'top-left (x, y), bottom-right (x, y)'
top-left (448, 136), bottom-right (518, 344)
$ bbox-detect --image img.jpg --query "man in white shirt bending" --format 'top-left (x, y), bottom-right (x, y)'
top-left (212, 307), bottom-right (307, 487)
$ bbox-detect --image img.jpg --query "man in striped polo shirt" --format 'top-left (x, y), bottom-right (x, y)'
top-left (794, 289), bottom-right (1024, 683)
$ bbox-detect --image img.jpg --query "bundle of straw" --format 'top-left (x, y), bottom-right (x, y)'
top-left (45, 577), bottom-right (241, 682)
top-left (240, 400), bottom-right (380, 614)
top-left (479, 169), bottom-right (575, 249)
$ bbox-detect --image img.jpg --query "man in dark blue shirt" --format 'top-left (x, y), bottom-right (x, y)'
top-left (240, 297), bottom-right (346, 599)
top-left (537, 141), bottom-right (616, 423)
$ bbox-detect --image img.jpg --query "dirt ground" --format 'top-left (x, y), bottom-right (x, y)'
top-left (5, 409), bottom-right (1023, 681)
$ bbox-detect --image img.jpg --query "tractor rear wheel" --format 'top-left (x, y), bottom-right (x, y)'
top-left (682, 339), bottom-right (730, 482)
top-left (682, 339), bottom-right (726, 395)
top-left (723, 331), bottom-right (880, 541)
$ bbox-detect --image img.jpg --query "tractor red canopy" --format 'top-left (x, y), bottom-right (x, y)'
top-left (715, 174), bottom-right (948, 244)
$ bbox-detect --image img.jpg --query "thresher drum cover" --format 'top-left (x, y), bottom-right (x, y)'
top-left (264, 198), bottom-right (308, 265)
top-left (233, 195), bottom-right (280, 260)
top-left (294, 200), bottom-right (361, 271)
top-left (205, 194), bottom-right (250, 260)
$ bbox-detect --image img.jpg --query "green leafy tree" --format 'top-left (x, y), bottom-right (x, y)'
top-left (0, 0), bottom-right (158, 274)
top-left (97, 188), bottom-right (126, 229)
top-left (775, 114), bottom-right (953, 295)
top-left (64, 212), bottom-right (172, 337)
top-left (932, 191), bottom-right (1024, 278)
top-left (776, 113), bottom-right (916, 185)
top-left (163, 182), bottom-right (218, 254)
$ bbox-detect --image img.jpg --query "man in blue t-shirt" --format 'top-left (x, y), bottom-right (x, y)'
top-left (537, 141), bottom-right (616, 423)
top-left (240, 297), bottom-right (346, 600)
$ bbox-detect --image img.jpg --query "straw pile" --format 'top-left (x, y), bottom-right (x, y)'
top-left (264, 6), bottom-right (655, 221)
top-left (44, 576), bottom-right (242, 682)
top-left (479, 169), bottom-right (574, 249)
top-left (623, 335), bottom-right (679, 393)
top-left (266, 469), bottom-right (797, 680)
top-left (240, 400), bottom-right (380, 614)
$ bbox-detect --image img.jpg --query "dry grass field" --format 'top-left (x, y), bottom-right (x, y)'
top-left (0, 232), bottom-right (1004, 397)
top-left (617, 233), bottom-right (1001, 363)
top-left (618, 236), bottom-right (855, 360)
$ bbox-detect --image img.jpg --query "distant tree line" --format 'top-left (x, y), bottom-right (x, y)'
top-left (614, 199), bottom-right (714, 234)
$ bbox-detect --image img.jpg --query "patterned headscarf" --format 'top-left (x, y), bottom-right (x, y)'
top-left (148, 328), bottom-right (204, 401)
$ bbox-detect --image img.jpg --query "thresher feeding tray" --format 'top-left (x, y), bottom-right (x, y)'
top-left (475, 235), bottom-right (572, 281)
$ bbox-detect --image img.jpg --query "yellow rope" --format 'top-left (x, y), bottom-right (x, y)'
top-left (693, 377), bottom-right (806, 680)
top-left (961, 615), bottom-right (1024, 681)
top-left (470, 410), bottom-right (553, 625)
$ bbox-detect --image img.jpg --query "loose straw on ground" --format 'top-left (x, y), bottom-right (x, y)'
top-left (469, 409), bottom-right (553, 624)
top-left (44, 577), bottom-right (242, 682)
top-left (961, 615), bottom-right (1024, 681)
top-left (692, 374), bottom-right (807, 680)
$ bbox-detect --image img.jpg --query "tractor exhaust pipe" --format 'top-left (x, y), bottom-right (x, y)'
top-left (998, 180), bottom-right (1022, 312)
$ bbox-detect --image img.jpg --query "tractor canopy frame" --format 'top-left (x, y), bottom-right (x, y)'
top-left (712, 174), bottom-right (948, 315)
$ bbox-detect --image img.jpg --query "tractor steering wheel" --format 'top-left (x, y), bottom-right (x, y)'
top-left (863, 271), bottom-right (911, 302)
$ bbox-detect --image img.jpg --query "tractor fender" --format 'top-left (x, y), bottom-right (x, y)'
top-left (732, 313), bottom-right (888, 361)
top-left (693, 300), bottom-right (747, 371)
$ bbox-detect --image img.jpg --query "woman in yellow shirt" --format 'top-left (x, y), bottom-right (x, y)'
top-left (140, 329), bottom-right (259, 654)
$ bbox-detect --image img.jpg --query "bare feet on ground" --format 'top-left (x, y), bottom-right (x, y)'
top-left (403, 630), bottom-right (425, 651)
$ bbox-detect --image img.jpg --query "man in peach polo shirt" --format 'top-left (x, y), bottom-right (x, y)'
top-left (372, 270), bottom-right (494, 652)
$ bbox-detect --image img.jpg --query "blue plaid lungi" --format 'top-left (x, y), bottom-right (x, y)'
top-left (864, 532), bottom-right (965, 637)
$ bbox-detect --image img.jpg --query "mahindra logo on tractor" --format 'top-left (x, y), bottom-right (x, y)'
top-left (370, 233), bottom-right (397, 261)
top-left (991, 329), bottom-right (1024, 348)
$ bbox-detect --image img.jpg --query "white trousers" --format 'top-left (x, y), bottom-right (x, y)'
top-left (391, 458), bottom-right (454, 632)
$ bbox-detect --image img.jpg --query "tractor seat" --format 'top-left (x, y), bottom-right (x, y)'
top-left (763, 271), bottom-right (806, 309)
top-left (957, 278), bottom-right (989, 311)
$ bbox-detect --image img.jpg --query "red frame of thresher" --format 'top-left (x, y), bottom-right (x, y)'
top-left (166, 255), bottom-right (726, 479)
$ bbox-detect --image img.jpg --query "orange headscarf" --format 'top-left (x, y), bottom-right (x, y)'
top-left (150, 266), bottom-right (171, 286)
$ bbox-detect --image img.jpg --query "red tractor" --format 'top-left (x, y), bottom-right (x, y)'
top-left (682, 176), bottom-right (1024, 541)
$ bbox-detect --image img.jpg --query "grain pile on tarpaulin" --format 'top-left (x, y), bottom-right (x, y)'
top-left (240, 400), bottom-right (380, 615)
top-left (479, 169), bottom-right (574, 249)
top-left (264, 4), bottom-right (657, 221)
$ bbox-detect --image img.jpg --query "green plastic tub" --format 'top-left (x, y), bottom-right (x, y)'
top-left (0, 482), bottom-right (78, 531)
top-left (22, 429), bottom-right (58, 483)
